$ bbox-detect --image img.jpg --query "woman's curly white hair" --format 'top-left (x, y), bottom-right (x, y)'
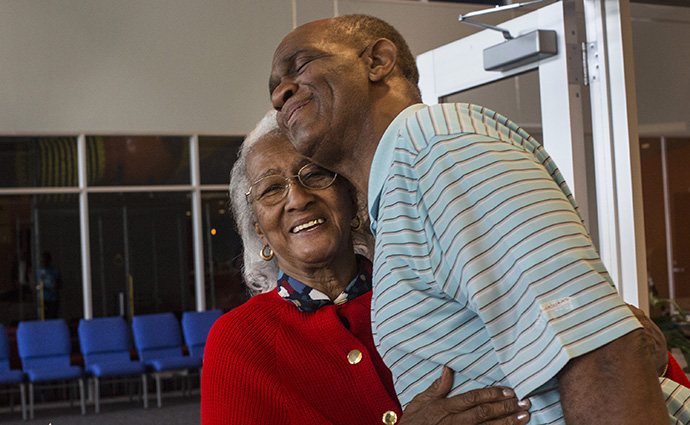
top-left (229, 110), bottom-right (374, 295)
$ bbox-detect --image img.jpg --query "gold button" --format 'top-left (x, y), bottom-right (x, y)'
top-left (347, 349), bottom-right (363, 364)
top-left (382, 410), bottom-right (398, 425)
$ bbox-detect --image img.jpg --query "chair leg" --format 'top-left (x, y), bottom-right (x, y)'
top-left (155, 373), bottom-right (162, 408)
top-left (28, 382), bottom-right (34, 420)
top-left (20, 382), bottom-right (26, 421)
top-left (198, 367), bottom-right (202, 394)
top-left (142, 374), bottom-right (148, 409)
top-left (64, 380), bottom-right (73, 408)
top-left (94, 376), bottom-right (100, 414)
top-left (79, 378), bottom-right (86, 415)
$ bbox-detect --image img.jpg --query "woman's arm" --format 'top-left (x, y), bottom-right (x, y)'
top-left (201, 311), bottom-right (289, 425)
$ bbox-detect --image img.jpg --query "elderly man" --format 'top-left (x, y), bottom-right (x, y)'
top-left (268, 14), bottom-right (690, 424)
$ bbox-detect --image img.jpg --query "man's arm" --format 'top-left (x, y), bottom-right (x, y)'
top-left (558, 328), bottom-right (668, 424)
top-left (627, 304), bottom-right (668, 375)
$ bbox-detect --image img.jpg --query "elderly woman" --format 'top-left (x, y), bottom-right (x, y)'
top-left (200, 110), bottom-right (533, 425)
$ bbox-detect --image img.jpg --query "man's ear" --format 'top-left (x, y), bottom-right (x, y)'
top-left (364, 38), bottom-right (397, 83)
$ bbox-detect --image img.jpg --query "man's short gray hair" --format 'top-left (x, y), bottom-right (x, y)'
top-left (229, 110), bottom-right (374, 295)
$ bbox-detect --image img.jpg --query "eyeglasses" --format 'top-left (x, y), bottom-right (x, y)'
top-left (246, 163), bottom-right (338, 206)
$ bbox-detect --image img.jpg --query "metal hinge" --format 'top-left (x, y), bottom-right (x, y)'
top-left (581, 42), bottom-right (589, 85)
top-left (582, 41), bottom-right (599, 86)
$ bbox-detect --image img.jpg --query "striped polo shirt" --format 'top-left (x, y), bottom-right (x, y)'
top-left (367, 103), bottom-right (689, 423)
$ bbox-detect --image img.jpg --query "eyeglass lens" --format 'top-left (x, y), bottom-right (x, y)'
top-left (250, 164), bottom-right (336, 205)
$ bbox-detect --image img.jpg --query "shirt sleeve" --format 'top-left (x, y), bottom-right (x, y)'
top-left (661, 377), bottom-right (690, 423)
top-left (412, 109), bottom-right (641, 398)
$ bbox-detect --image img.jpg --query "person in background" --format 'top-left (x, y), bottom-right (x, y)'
top-left (37, 251), bottom-right (61, 319)
top-left (268, 13), bottom-right (690, 424)
top-left (200, 110), bottom-right (532, 425)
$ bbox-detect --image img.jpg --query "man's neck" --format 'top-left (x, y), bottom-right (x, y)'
top-left (334, 98), bottom-right (416, 198)
top-left (337, 138), bottom-right (377, 199)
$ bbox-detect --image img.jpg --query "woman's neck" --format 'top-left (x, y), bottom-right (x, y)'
top-left (279, 254), bottom-right (359, 301)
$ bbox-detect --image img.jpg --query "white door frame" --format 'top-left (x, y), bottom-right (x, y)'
top-left (416, 0), bottom-right (647, 311)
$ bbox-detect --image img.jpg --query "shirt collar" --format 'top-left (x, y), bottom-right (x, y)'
top-left (367, 103), bottom-right (427, 236)
top-left (276, 255), bottom-right (372, 313)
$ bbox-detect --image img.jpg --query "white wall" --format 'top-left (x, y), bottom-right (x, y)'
top-left (0, 1), bottom-right (687, 136)
top-left (0, 0), bottom-right (521, 135)
top-left (0, 0), bottom-right (291, 135)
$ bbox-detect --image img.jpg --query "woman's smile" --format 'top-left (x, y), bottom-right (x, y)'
top-left (290, 218), bottom-right (325, 233)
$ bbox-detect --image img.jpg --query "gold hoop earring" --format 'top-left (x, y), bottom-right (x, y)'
top-left (260, 245), bottom-right (274, 261)
top-left (351, 216), bottom-right (362, 231)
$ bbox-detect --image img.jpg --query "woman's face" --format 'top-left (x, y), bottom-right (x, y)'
top-left (245, 132), bottom-right (356, 275)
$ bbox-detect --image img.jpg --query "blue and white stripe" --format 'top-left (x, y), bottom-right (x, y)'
top-left (368, 103), bottom-right (653, 424)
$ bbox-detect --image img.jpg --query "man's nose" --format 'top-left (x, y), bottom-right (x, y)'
top-left (271, 79), bottom-right (297, 111)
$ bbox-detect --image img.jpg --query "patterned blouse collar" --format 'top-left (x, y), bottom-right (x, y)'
top-left (276, 255), bottom-right (372, 313)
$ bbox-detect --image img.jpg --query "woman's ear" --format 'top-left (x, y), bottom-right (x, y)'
top-left (346, 185), bottom-right (361, 224)
top-left (254, 222), bottom-right (267, 245)
top-left (363, 38), bottom-right (397, 83)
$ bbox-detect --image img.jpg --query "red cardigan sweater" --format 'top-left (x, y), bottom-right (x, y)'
top-left (201, 289), bottom-right (402, 424)
top-left (666, 352), bottom-right (690, 388)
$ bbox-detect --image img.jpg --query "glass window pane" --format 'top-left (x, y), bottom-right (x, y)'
top-left (201, 192), bottom-right (247, 311)
top-left (199, 136), bottom-right (244, 185)
top-left (0, 137), bottom-right (79, 188)
top-left (642, 137), bottom-right (690, 311)
top-left (667, 138), bottom-right (690, 308)
top-left (0, 195), bottom-right (82, 326)
top-left (87, 136), bottom-right (190, 186)
top-left (89, 192), bottom-right (194, 318)
top-left (443, 71), bottom-right (542, 134)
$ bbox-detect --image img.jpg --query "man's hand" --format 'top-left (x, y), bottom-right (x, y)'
top-left (400, 366), bottom-right (530, 425)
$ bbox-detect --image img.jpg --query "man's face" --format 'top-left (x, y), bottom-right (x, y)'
top-left (269, 21), bottom-right (370, 169)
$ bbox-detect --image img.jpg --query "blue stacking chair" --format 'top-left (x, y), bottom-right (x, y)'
top-left (181, 309), bottom-right (223, 360)
top-left (16, 319), bottom-right (85, 419)
top-left (0, 324), bottom-right (26, 419)
top-left (131, 313), bottom-right (202, 408)
top-left (78, 316), bottom-right (148, 413)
